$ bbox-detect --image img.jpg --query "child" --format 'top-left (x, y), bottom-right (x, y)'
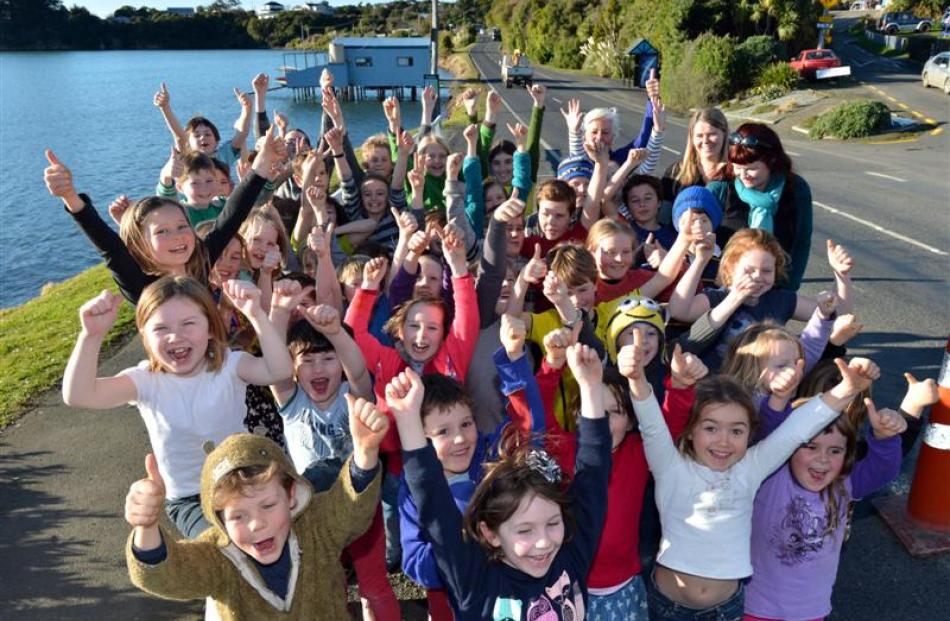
top-left (157, 151), bottom-right (228, 226)
top-left (388, 341), bottom-right (611, 620)
top-left (63, 276), bottom-right (293, 538)
top-left (619, 338), bottom-right (879, 620)
top-left (744, 405), bottom-right (904, 620)
top-left (516, 325), bottom-right (702, 620)
top-left (519, 170), bottom-right (604, 261)
top-left (43, 128), bottom-right (280, 304)
top-left (239, 206), bottom-right (290, 306)
top-left (618, 174), bottom-right (676, 249)
top-left (670, 228), bottom-right (854, 371)
top-left (124, 399), bottom-right (386, 619)
top-left (399, 314), bottom-right (542, 619)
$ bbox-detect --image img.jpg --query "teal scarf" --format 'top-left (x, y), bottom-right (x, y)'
top-left (734, 173), bottom-right (786, 232)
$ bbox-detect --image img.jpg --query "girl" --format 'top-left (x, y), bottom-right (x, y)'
top-left (388, 343), bottom-right (610, 620)
top-left (744, 405), bottom-right (905, 620)
top-left (585, 218), bottom-right (690, 304)
top-left (711, 123), bottom-right (813, 289)
top-left (62, 276), bottom-right (293, 538)
top-left (669, 228), bottom-right (854, 371)
top-left (42, 128), bottom-right (280, 304)
top-left (661, 107), bottom-right (730, 203)
top-left (618, 337), bottom-right (879, 621)
top-left (515, 325), bottom-right (702, 621)
top-left (238, 206), bottom-right (290, 309)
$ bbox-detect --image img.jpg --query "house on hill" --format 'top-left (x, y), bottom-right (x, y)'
top-left (257, 2), bottom-right (285, 19)
top-left (296, 2), bottom-right (334, 15)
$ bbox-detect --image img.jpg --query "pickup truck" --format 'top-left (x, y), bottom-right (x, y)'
top-left (501, 53), bottom-right (533, 88)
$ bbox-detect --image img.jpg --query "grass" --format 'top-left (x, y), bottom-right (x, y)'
top-left (752, 103), bottom-right (778, 114)
top-left (851, 34), bottom-right (910, 59)
top-left (0, 264), bottom-right (136, 428)
top-left (440, 50), bottom-right (484, 130)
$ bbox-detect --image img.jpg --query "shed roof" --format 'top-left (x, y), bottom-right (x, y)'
top-left (333, 37), bottom-right (430, 49)
top-left (626, 38), bottom-right (658, 56)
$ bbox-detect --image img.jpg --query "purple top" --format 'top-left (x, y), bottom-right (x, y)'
top-left (745, 431), bottom-right (901, 620)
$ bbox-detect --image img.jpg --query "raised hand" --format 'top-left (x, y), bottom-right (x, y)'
top-left (618, 329), bottom-right (648, 382)
top-left (625, 147), bottom-right (647, 169)
top-left (566, 343), bottom-right (602, 387)
top-left (463, 123), bottom-right (478, 151)
top-left (583, 138), bottom-right (610, 166)
top-left (543, 324), bottom-right (579, 369)
top-left (305, 184), bottom-right (327, 216)
top-left (222, 279), bottom-right (264, 319)
top-left (362, 256), bottom-right (388, 290)
top-left (829, 313), bottom-right (862, 347)
top-left (493, 197), bottom-right (525, 223)
top-left (262, 248), bottom-right (282, 272)
top-left (446, 152), bottom-right (463, 181)
top-left (79, 290), bottom-right (123, 338)
top-left (322, 86), bottom-right (344, 130)
top-left (485, 90), bottom-right (501, 119)
top-left (406, 167), bottom-right (425, 197)
top-left (305, 303), bottom-right (342, 336)
top-left (506, 121), bottom-right (528, 151)
top-left (866, 398), bottom-right (908, 440)
top-left (827, 239), bottom-right (854, 277)
top-left (825, 357), bottom-right (880, 408)
top-left (815, 291), bottom-right (838, 320)
top-left (642, 233), bottom-right (666, 269)
top-left (900, 372), bottom-right (939, 417)
top-left (560, 98), bottom-right (583, 134)
top-left (729, 269), bottom-right (759, 303)
top-left (441, 222), bottom-right (467, 273)
top-left (324, 126), bottom-right (345, 155)
top-left (44, 149), bottom-right (80, 206)
top-left (252, 73), bottom-right (269, 97)
top-left (652, 95), bottom-right (666, 133)
top-left (397, 127), bottom-right (415, 158)
top-left (767, 358), bottom-right (805, 404)
top-left (308, 223), bottom-right (334, 257)
top-left (645, 68), bottom-right (660, 100)
top-left (422, 85), bottom-right (438, 110)
top-left (391, 207), bottom-right (418, 238)
top-left (271, 278), bottom-right (307, 314)
top-left (461, 87), bottom-right (479, 118)
top-left (542, 271), bottom-right (569, 306)
top-left (385, 368), bottom-right (425, 420)
top-left (520, 243), bottom-right (547, 284)
top-left (125, 453), bottom-right (166, 529)
top-left (383, 95), bottom-right (401, 131)
top-left (528, 82), bottom-right (547, 108)
top-left (345, 393), bottom-right (390, 465)
top-left (274, 110), bottom-right (289, 133)
top-left (234, 87), bottom-right (251, 112)
top-left (669, 343), bottom-right (709, 388)
top-left (107, 195), bottom-right (131, 226)
top-left (407, 228), bottom-right (430, 257)
top-left (319, 68), bottom-right (334, 89)
top-left (153, 82), bottom-right (170, 110)
top-left (499, 313), bottom-right (527, 359)
top-left (251, 126), bottom-right (282, 179)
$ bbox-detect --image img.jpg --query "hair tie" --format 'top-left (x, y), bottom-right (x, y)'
top-left (525, 449), bottom-right (562, 485)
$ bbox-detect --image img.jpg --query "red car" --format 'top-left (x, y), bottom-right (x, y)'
top-left (789, 49), bottom-right (842, 80)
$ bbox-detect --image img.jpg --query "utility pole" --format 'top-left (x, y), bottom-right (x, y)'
top-left (429, 0), bottom-right (438, 75)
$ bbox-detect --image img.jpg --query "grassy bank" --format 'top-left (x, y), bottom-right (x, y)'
top-left (440, 48), bottom-right (484, 130)
top-left (0, 265), bottom-right (136, 428)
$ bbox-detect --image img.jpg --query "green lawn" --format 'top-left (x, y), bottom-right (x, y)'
top-left (0, 264), bottom-right (136, 427)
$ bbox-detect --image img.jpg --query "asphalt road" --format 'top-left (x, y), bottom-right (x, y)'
top-left (468, 38), bottom-right (950, 621)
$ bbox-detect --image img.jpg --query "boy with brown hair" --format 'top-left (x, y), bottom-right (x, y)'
top-left (124, 395), bottom-right (387, 620)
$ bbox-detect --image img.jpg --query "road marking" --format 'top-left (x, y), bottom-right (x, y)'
top-left (551, 97), bottom-right (562, 104)
top-left (932, 127), bottom-right (945, 136)
top-left (792, 126), bottom-right (810, 135)
top-left (785, 150), bottom-right (801, 156)
top-left (926, 117), bottom-right (937, 124)
top-left (898, 103), bottom-right (910, 110)
top-left (885, 95), bottom-right (898, 102)
top-left (865, 171), bottom-right (907, 182)
top-left (813, 200), bottom-right (947, 256)
top-left (661, 146), bottom-right (681, 155)
top-left (912, 111), bottom-right (925, 119)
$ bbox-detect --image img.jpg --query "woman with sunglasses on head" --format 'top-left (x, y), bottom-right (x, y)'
top-left (709, 123), bottom-right (813, 291)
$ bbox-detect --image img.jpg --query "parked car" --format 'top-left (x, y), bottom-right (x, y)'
top-left (789, 49), bottom-right (843, 80)
top-left (922, 52), bottom-right (950, 94)
top-left (878, 11), bottom-right (933, 34)
top-left (849, 1), bottom-right (869, 10)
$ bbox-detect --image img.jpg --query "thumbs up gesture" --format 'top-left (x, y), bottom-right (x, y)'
top-left (125, 453), bottom-right (166, 529)
top-left (44, 149), bottom-right (83, 212)
top-left (866, 398), bottom-right (907, 440)
top-left (669, 343), bottom-right (708, 389)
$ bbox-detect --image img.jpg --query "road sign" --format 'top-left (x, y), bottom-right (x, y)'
top-left (819, 0), bottom-right (837, 8)
top-left (817, 22), bottom-right (833, 29)
top-left (819, 15), bottom-right (834, 23)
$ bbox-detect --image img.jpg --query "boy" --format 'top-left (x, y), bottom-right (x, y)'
top-left (125, 400), bottom-right (386, 620)
top-left (270, 304), bottom-right (373, 490)
top-left (157, 152), bottom-right (228, 226)
top-left (154, 81), bottom-right (250, 170)
top-left (620, 174), bottom-right (676, 250)
top-left (398, 315), bottom-right (541, 617)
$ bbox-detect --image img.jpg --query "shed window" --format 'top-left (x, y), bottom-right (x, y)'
top-left (397, 57), bottom-right (413, 67)
top-left (355, 57), bottom-right (372, 67)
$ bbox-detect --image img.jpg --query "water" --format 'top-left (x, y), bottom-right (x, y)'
top-left (0, 49), bottom-right (425, 308)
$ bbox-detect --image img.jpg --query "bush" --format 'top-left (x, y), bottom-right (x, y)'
top-left (735, 35), bottom-right (779, 89)
top-left (810, 100), bottom-right (892, 139)
top-left (439, 30), bottom-right (454, 56)
top-left (754, 62), bottom-right (800, 100)
top-left (663, 33), bottom-right (737, 110)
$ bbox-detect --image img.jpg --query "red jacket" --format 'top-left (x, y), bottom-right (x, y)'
top-left (344, 275), bottom-right (480, 473)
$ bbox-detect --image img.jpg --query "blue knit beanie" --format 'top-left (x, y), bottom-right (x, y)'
top-left (672, 186), bottom-right (724, 231)
top-left (556, 155), bottom-right (594, 182)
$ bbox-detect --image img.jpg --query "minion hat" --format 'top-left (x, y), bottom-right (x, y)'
top-left (604, 295), bottom-right (666, 363)
top-left (199, 433), bottom-right (311, 547)
top-left (556, 155), bottom-right (594, 182)
top-left (672, 186), bottom-right (723, 232)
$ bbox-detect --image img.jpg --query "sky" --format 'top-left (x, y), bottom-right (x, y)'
top-left (74, 1), bottom-right (400, 18)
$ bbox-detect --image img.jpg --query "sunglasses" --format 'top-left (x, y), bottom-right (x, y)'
top-left (728, 132), bottom-right (773, 149)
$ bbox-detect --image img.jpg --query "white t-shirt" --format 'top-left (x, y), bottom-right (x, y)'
top-left (120, 351), bottom-right (249, 499)
top-left (280, 382), bottom-right (353, 474)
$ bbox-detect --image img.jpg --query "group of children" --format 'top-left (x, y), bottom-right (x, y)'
top-left (44, 67), bottom-right (940, 621)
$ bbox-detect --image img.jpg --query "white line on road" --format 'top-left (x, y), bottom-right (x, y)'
top-left (785, 150), bottom-right (801, 156)
top-left (865, 171), bottom-right (907, 183)
top-left (813, 200), bottom-right (947, 256)
top-left (661, 146), bottom-right (681, 155)
top-left (551, 97), bottom-right (562, 104)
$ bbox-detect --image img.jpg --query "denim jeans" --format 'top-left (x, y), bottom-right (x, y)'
top-left (165, 494), bottom-right (210, 539)
top-left (647, 570), bottom-right (745, 621)
top-left (303, 458), bottom-right (345, 493)
top-left (588, 575), bottom-right (650, 621)
top-left (380, 470), bottom-right (402, 572)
